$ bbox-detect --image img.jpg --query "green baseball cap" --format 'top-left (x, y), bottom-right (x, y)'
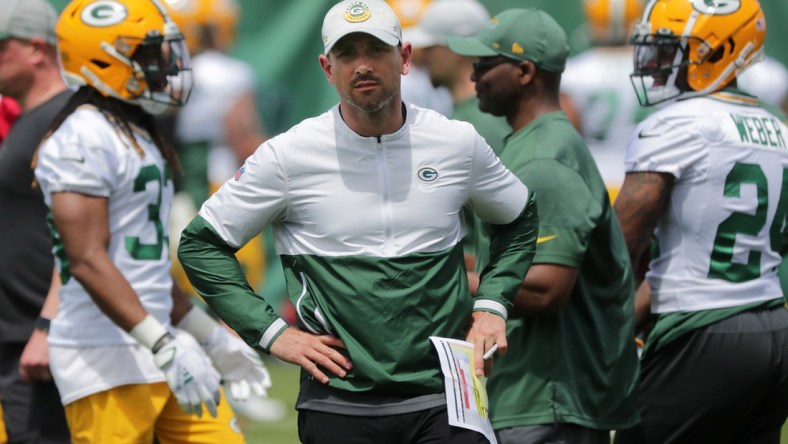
top-left (447, 8), bottom-right (569, 73)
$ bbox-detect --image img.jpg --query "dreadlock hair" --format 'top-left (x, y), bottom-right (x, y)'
top-left (32, 86), bottom-right (181, 176)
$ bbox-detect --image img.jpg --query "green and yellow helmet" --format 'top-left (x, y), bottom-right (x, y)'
top-left (630, 0), bottom-right (766, 106)
top-left (56, 0), bottom-right (193, 113)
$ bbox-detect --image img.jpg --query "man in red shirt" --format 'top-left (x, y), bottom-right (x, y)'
top-left (0, 95), bottom-right (20, 142)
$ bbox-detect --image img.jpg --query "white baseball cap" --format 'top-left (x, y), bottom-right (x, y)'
top-left (322, 0), bottom-right (402, 54)
top-left (0, 0), bottom-right (58, 45)
top-left (404, 0), bottom-right (490, 49)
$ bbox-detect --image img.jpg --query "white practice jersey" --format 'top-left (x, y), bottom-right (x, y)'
top-left (625, 92), bottom-right (788, 313)
top-left (200, 103), bottom-right (528, 258)
top-left (562, 48), bottom-right (652, 195)
top-left (35, 105), bottom-right (174, 346)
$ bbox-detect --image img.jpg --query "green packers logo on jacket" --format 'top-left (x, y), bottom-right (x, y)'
top-left (417, 167), bottom-right (439, 183)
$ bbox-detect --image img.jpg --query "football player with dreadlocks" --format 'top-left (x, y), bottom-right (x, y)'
top-left (33, 0), bottom-right (267, 441)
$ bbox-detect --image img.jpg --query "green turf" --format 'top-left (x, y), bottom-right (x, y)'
top-left (239, 357), bottom-right (301, 444)
top-left (239, 359), bottom-right (788, 443)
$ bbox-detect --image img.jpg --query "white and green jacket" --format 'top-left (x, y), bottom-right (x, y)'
top-left (178, 103), bottom-right (537, 397)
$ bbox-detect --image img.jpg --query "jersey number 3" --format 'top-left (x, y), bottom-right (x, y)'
top-left (709, 163), bottom-right (788, 282)
top-left (125, 164), bottom-right (168, 261)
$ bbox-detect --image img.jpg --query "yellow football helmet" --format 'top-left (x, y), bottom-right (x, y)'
top-left (56, 0), bottom-right (193, 114)
top-left (387, 0), bottom-right (432, 28)
top-left (630, 0), bottom-right (766, 106)
top-left (164, 0), bottom-right (240, 54)
top-left (583, 0), bottom-right (645, 45)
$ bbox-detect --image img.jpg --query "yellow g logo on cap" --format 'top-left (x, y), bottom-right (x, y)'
top-left (345, 2), bottom-right (371, 22)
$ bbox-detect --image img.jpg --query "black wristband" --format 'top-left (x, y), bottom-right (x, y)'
top-left (34, 316), bottom-right (51, 333)
top-left (151, 333), bottom-right (175, 353)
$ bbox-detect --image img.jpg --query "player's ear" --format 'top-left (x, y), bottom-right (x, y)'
top-left (400, 42), bottom-right (412, 76)
top-left (319, 54), bottom-right (335, 85)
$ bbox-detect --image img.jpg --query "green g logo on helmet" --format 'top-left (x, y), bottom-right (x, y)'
top-left (690, 0), bottom-right (741, 15)
top-left (80, 0), bottom-right (128, 27)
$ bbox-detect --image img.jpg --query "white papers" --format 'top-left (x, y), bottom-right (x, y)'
top-left (430, 336), bottom-right (497, 444)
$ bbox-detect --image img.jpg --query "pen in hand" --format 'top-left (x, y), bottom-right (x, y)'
top-left (482, 343), bottom-right (499, 361)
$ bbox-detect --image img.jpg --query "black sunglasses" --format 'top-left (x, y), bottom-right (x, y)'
top-left (472, 56), bottom-right (519, 75)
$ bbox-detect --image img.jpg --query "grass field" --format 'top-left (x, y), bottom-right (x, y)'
top-left (239, 358), bottom-right (788, 444)
top-left (239, 357), bottom-right (301, 444)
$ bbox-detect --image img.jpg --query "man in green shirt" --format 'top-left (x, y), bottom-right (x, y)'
top-left (449, 9), bottom-right (639, 444)
top-left (405, 0), bottom-right (509, 156)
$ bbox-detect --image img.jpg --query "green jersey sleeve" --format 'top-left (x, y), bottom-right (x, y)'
top-left (519, 160), bottom-right (601, 267)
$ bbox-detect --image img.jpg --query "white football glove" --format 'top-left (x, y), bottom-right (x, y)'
top-left (130, 315), bottom-right (221, 417)
top-left (177, 307), bottom-right (272, 401)
top-left (204, 327), bottom-right (272, 401)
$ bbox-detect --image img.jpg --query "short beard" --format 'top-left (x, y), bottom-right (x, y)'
top-left (341, 88), bottom-right (397, 114)
top-left (478, 96), bottom-right (510, 117)
top-left (478, 88), bottom-right (518, 118)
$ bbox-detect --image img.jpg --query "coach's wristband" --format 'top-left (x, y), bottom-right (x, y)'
top-left (129, 314), bottom-right (169, 351)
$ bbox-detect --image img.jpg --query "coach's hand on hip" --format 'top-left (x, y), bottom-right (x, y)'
top-left (269, 327), bottom-right (352, 384)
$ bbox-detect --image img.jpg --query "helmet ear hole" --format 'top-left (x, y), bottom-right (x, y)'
top-left (708, 46), bottom-right (725, 63)
top-left (91, 59), bottom-right (111, 69)
top-left (707, 37), bottom-right (735, 64)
